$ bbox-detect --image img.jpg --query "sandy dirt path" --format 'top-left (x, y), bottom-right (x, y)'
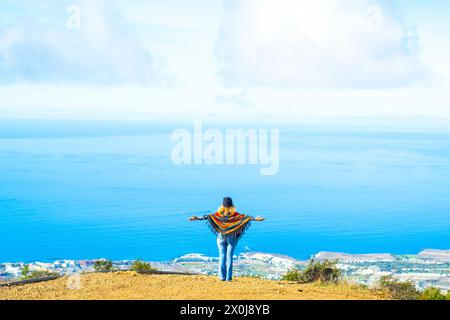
top-left (0, 272), bottom-right (386, 300)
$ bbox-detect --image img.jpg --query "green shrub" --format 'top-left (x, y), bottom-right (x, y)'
top-left (21, 265), bottom-right (30, 278)
top-left (93, 259), bottom-right (113, 272)
top-left (131, 259), bottom-right (156, 272)
top-left (420, 287), bottom-right (447, 300)
top-left (282, 268), bottom-right (303, 282)
top-left (379, 276), bottom-right (420, 300)
top-left (20, 265), bottom-right (59, 280)
top-left (282, 259), bottom-right (341, 284)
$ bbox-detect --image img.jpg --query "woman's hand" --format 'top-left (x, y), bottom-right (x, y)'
top-left (189, 216), bottom-right (199, 221)
top-left (253, 216), bottom-right (265, 222)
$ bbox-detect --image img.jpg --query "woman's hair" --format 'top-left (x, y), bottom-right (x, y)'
top-left (222, 197), bottom-right (234, 208)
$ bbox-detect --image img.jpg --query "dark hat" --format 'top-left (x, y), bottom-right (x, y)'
top-left (223, 197), bottom-right (234, 208)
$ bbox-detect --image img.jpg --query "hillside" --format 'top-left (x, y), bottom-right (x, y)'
top-left (0, 272), bottom-right (386, 300)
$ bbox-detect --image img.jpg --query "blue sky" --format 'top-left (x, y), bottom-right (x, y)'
top-left (0, 0), bottom-right (449, 124)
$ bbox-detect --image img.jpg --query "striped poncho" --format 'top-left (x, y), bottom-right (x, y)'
top-left (203, 206), bottom-right (253, 240)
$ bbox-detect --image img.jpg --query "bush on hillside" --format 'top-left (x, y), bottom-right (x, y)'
top-left (20, 265), bottom-right (59, 280)
top-left (420, 287), bottom-right (447, 300)
top-left (94, 259), bottom-right (113, 272)
top-left (131, 259), bottom-right (157, 272)
top-left (282, 268), bottom-right (303, 282)
top-left (379, 276), bottom-right (420, 300)
top-left (282, 259), bottom-right (341, 284)
top-left (20, 265), bottom-right (30, 278)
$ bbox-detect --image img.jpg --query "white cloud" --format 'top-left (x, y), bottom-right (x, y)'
top-left (0, 0), bottom-right (169, 85)
top-left (216, 0), bottom-right (432, 88)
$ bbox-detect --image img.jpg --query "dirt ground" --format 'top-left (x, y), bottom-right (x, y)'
top-left (0, 272), bottom-right (386, 300)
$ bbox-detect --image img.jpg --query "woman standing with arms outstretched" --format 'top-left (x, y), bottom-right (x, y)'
top-left (190, 197), bottom-right (265, 282)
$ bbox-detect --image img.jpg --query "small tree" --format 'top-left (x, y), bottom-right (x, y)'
top-left (21, 265), bottom-right (30, 278)
top-left (379, 276), bottom-right (420, 300)
top-left (20, 265), bottom-right (59, 280)
top-left (282, 268), bottom-right (303, 282)
top-left (131, 259), bottom-right (156, 272)
top-left (282, 259), bottom-right (341, 284)
top-left (420, 287), bottom-right (447, 300)
top-left (94, 259), bottom-right (113, 272)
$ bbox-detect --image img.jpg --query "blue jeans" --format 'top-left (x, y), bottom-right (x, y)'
top-left (217, 234), bottom-right (237, 281)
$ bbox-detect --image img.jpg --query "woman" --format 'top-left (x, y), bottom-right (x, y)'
top-left (190, 197), bottom-right (265, 281)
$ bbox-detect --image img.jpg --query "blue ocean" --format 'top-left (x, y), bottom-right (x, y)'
top-left (1, 120), bottom-right (449, 263)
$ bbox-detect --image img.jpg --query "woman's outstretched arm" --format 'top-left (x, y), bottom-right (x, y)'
top-left (189, 215), bottom-right (208, 221)
top-left (252, 216), bottom-right (265, 221)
